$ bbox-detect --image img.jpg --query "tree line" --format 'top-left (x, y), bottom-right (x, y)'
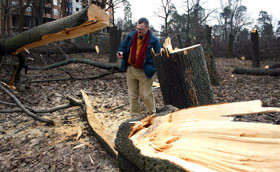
top-left (1, 0), bottom-right (280, 60)
top-left (116, 0), bottom-right (280, 60)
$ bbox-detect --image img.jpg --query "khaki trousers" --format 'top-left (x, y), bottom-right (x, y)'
top-left (126, 66), bottom-right (156, 115)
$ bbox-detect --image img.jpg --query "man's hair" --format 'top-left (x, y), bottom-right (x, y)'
top-left (138, 17), bottom-right (149, 26)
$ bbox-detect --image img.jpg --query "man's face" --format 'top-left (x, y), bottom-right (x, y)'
top-left (136, 23), bottom-right (149, 36)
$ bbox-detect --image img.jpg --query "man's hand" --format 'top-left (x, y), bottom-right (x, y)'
top-left (116, 52), bottom-right (123, 59)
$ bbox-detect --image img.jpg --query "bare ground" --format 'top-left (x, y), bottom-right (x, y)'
top-left (0, 52), bottom-right (280, 172)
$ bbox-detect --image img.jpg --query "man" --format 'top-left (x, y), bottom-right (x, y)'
top-left (117, 17), bottom-right (161, 116)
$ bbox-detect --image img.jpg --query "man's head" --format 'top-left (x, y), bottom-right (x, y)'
top-left (136, 17), bottom-right (149, 36)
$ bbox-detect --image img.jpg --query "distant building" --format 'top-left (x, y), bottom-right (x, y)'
top-left (0, 0), bottom-right (96, 35)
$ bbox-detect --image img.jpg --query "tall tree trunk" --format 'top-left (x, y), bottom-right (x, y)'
top-left (153, 42), bottom-right (213, 109)
top-left (31, 1), bottom-right (36, 27)
top-left (0, 0), bottom-right (4, 35)
top-left (251, 29), bottom-right (260, 68)
top-left (109, 26), bottom-right (121, 63)
top-left (226, 33), bottom-right (234, 58)
top-left (37, 0), bottom-right (44, 25)
top-left (190, 19), bottom-right (220, 86)
top-left (205, 25), bottom-right (220, 86)
top-left (18, 0), bottom-right (25, 33)
top-left (176, 34), bottom-right (183, 48)
top-left (5, 0), bottom-right (12, 35)
top-left (61, 0), bottom-right (67, 17)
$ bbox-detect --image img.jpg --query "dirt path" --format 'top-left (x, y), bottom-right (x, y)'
top-left (1, 54), bottom-right (279, 172)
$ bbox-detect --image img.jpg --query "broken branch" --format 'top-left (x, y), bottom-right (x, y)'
top-left (28, 70), bottom-right (119, 83)
top-left (0, 82), bottom-right (54, 125)
top-left (28, 58), bottom-right (120, 71)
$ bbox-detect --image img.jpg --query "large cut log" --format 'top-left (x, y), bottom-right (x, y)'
top-left (80, 92), bottom-right (280, 171)
top-left (152, 38), bottom-right (213, 109)
top-left (0, 4), bottom-right (109, 55)
top-left (115, 100), bottom-right (280, 172)
top-left (233, 67), bottom-right (280, 76)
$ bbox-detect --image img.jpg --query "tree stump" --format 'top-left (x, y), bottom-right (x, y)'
top-left (251, 29), bottom-right (260, 68)
top-left (152, 39), bottom-right (213, 109)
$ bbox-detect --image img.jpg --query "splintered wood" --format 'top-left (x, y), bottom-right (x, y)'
top-left (81, 90), bottom-right (118, 156)
top-left (129, 100), bottom-right (280, 172)
top-left (12, 4), bottom-right (109, 55)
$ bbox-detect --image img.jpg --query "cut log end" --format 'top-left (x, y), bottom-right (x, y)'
top-left (116, 100), bottom-right (280, 172)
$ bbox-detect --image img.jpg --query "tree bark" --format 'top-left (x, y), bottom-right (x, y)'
top-left (0, 1), bottom-right (4, 35)
top-left (0, 4), bottom-right (109, 56)
top-left (109, 26), bottom-right (118, 63)
top-left (251, 30), bottom-right (260, 68)
top-left (233, 67), bottom-right (280, 76)
top-left (190, 21), bottom-right (220, 86)
top-left (153, 42), bottom-right (213, 109)
top-left (109, 26), bottom-right (122, 63)
top-left (226, 33), bottom-right (234, 58)
top-left (176, 34), bottom-right (183, 48)
top-left (204, 25), bottom-right (220, 86)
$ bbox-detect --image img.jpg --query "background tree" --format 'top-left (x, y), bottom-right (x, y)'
top-left (256, 10), bottom-right (274, 38)
top-left (157, 0), bottom-right (176, 37)
top-left (217, 0), bottom-right (252, 58)
top-left (276, 21), bottom-right (280, 37)
top-left (121, 0), bottom-right (134, 32)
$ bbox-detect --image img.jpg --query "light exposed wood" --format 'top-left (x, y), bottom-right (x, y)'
top-left (129, 100), bottom-right (280, 172)
top-left (11, 5), bottom-right (109, 55)
top-left (81, 90), bottom-right (118, 156)
top-left (163, 37), bottom-right (201, 55)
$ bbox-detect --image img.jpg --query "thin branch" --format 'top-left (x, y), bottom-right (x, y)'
top-left (0, 82), bottom-right (54, 125)
top-left (13, 121), bottom-right (36, 135)
top-left (28, 70), bottom-right (119, 83)
top-left (0, 100), bottom-right (17, 106)
top-left (28, 58), bottom-right (120, 71)
top-left (0, 96), bottom-right (83, 114)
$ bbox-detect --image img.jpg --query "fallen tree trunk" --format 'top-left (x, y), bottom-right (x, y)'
top-left (268, 63), bottom-right (280, 69)
top-left (115, 100), bottom-right (280, 172)
top-left (233, 67), bottom-right (280, 76)
top-left (0, 4), bottom-right (109, 55)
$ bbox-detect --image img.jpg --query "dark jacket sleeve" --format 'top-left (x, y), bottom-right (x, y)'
top-left (118, 35), bottom-right (130, 54)
top-left (153, 37), bottom-right (161, 54)
top-left (118, 32), bottom-right (133, 72)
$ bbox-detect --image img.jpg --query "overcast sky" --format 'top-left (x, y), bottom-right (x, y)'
top-left (115, 0), bottom-right (280, 30)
